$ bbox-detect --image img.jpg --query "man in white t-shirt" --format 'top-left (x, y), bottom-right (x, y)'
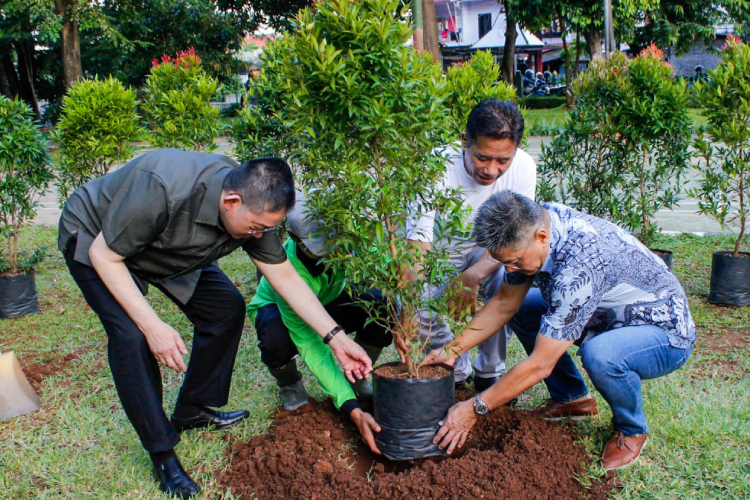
top-left (404, 99), bottom-right (536, 390)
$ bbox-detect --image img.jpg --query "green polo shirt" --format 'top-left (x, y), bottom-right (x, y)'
top-left (247, 238), bottom-right (357, 409)
top-left (58, 148), bottom-right (287, 304)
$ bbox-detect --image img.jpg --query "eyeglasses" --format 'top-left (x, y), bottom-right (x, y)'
top-left (487, 222), bottom-right (545, 271)
top-left (248, 224), bottom-right (281, 235)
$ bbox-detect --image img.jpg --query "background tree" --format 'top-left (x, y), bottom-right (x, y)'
top-left (632, 0), bottom-right (748, 56)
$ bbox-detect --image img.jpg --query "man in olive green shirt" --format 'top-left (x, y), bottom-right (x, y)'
top-left (247, 195), bottom-right (392, 455)
top-left (59, 149), bottom-right (373, 498)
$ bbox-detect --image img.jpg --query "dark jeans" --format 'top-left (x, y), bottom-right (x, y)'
top-left (255, 290), bottom-right (392, 369)
top-left (64, 237), bottom-right (245, 453)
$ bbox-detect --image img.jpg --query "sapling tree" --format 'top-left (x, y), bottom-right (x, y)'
top-left (690, 35), bottom-right (750, 257)
top-left (0, 96), bottom-right (52, 274)
top-left (538, 48), bottom-right (691, 246)
top-left (616, 44), bottom-right (691, 246)
top-left (256, 0), bottom-right (466, 376)
top-left (537, 53), bottom-right (630, 219)
top-left (141, 48), bottom-right (221, 152)
top-left (231, 42), bottom-right (295, 161)
top-left (55, 76), bottom-right (144, 204)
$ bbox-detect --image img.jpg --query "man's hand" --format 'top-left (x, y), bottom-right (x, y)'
top-left (433, 399), bottom-right (476, 454)
top-left (419, 345), bottom-right (459, 368)
top-left (350, 408), bottom-right (382, 455)
top-left (447, 270), bottom-right (482, 321)
top-left (144, 321), bottom-right (188, 373)
top-left (329, 334), bottom-right (372, 382)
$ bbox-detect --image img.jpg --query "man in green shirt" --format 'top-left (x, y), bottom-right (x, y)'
top-left (59, 150), bottom-right (373, 498)
top-left (247, 195), bottom-right (391, 454)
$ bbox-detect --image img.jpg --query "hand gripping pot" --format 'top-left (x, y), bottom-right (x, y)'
top-left (373, 362), bottom-right (455, 461)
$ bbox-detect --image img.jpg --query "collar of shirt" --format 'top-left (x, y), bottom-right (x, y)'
top-left (195, 168), bottom-right (231, 227)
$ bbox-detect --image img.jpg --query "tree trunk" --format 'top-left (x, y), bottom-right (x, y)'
top-left (13, 39), bottom-right (41, 120)
top-left (0, 56), bottom-right (12, 98)
top-left (422, 0), bottom-right (440, 63)
top-left (560, 19), bottom-right (575, 107)
top-left (1, 53), bottom-right (21, 98)
top-left (500, 0), bottom-right (516, 84)
top-left (56, 0), bottom-right (83, 89)
top-left (584, 29), bottom-right (604, 62)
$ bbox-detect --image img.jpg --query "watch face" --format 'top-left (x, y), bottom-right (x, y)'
top-left (474, 395), bottom-right (489, 415)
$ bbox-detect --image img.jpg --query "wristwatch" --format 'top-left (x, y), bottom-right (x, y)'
top-left (473, 394), bottom-right (489, 416)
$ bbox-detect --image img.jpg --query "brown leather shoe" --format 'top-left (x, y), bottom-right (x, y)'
top-left (602, 432), bottom-right (649, 470)
top-left (528, 397), bottom-right (598, 421)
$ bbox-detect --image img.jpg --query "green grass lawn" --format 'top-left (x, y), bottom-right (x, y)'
top-left (1, 227), bottom-right (748, 499)
top-left (525, 106), bottom-right (709, 136)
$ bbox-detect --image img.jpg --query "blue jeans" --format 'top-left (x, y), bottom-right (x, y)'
top-left (510, 288), bottom-right (693, 436)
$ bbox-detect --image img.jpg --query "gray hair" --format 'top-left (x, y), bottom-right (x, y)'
top-left (474, 191), bottom-right (544, 253)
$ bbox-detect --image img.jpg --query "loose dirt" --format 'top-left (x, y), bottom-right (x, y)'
top-left (218, 397), bottom-right (618, 500)
top-left (375, 363), bottom-right (450, 379)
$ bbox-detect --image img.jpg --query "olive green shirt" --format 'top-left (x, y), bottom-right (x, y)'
top-left (58, 148), bottom-right (287, 304)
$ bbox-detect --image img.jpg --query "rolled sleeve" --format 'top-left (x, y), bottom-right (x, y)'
top-left (101, 170), bottom-right (169, 257)
top-left (242, 232), bottom-right (288, 265)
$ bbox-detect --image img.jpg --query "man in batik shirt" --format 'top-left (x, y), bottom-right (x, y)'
top-left (423, 190), bottom-right (695, 470)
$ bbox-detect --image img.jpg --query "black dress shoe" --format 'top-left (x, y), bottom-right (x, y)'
top-left (170, 406), bottom-right (249, 433)
top-left (153, 456), bottom-right (200, 499)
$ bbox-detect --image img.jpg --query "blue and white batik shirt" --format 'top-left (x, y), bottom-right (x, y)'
top-left (505, 203), bottom-right (696, 349)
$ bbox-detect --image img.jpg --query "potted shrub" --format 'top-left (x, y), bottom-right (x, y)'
top-left (617, 44), bottom-right (691, 268)
top-left (0, 96), bottom-right (52, 319)
top-left (538, 49), bottom-right (692, 268)
top-left (537, 52), bottom-right (630, 219)
top-left (141, 48), bottom-right (221, 152)
top-left (690, 35), bottom-right (750, 306)
top-left (55, 76), bottom-right (144, 204)
top-left (250, 0), bottom-right (466, 460)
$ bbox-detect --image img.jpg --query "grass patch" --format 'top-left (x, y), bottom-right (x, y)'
top-left (525, 107), bottom-right (709, 136)
top-left (0, 227), bottom-right (748, 499)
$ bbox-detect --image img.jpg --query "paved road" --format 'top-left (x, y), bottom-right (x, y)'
top-left (33, 137), bottom-right (737, 236)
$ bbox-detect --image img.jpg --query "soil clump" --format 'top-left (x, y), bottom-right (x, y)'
top-left (218, 397), bottom-right (618, 500)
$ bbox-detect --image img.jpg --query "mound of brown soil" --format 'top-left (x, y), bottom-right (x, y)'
top-left (218, 398), bottom-right (618, 500)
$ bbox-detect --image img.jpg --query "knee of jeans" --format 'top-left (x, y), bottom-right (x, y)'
top-left (581, 347), bottom-right (620, 379)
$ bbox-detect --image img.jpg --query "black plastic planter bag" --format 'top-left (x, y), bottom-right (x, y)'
top-left (709, 251), bottom-right (750, 307)
top-left (373, 362), bottom-right (454, 461)
top-left (0, 271), bottom-right (39, 319)
top-left (651, 249), bottom-right (673, 271)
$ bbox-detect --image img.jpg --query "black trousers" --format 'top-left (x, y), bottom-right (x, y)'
top-left (255, 290), bottom-right (392, 369)
top-left (64, 237), bottom-right (245, 453)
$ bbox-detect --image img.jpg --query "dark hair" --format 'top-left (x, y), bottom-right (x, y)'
top-left (466, 99), bottom-right (524, 146)
top-left (223, 157), bottom-right (295, 213)
top-left (474, 190), bottom-right (543, 253)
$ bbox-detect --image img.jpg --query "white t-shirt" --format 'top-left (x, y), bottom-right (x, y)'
top-left (407, 145), bottom-right (537, 250)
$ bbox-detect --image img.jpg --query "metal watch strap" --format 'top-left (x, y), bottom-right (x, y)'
top-left (323, 324), bottom-right (344, 345)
